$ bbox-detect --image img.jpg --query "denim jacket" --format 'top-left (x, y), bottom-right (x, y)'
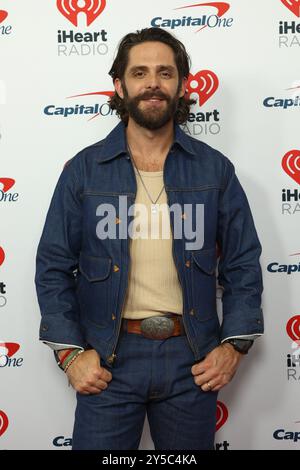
top-left (35, 122), bottom-right (264, 367)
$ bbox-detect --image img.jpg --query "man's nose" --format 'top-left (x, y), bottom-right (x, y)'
top-left (145, 73), bottom-right (160, 89)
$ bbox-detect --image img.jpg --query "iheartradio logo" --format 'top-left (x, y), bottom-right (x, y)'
top-left (286, 316), bottom-right (300, 344)
top-left (281, 0), bottom-right (300, 17)
top-left (282, 150), bottom-right (300, 185)
top-left (216, 401), bottom-right (228, 431)
top-left (186, 70), bottom-right (219, 106)
top-left (57, 0), bottom-right (106, 27)
top-left (0, 410), bottom-right (9, 438)
top-left (0, 247), bottom-right (5, 267)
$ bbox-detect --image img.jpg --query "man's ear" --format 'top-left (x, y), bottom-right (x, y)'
top-left (179, 77), bottom-right (188, 98)
top-left (114, 78), bottom-right (124, 99)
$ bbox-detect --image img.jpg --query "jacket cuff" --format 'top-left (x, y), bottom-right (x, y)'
top-left (43, 341), bottom-right (84, 351)
top-left (220, 308), bottom-right (264, 342)
top-left (39, 313), bottom-right (86, 349)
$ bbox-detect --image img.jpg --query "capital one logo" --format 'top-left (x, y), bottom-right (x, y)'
top-left (151, 2), bottom-right (232, 33)
top-left (44, 90), bottom-right (114, 121)
top-left (0, 178), bottom-right (15, 193)
top-left (0, 10), bottom-right (8, 23)
top-left (281, 0), bottom-right (300, 17)
top-left (282, 150), bottom-right (300, 185)
top-left (175, 2), bottom-right (230, 31)
top-left (57, 0), bottom-right (106, 26)
top-left (0, 410), bottom-right (9, 438)
top-left (0, 342), bottom-right (20, 358)
top-left (0, 342), bottom-right (22, 368)
top-left (186, 70), bottom-right (219, 106)
top-left (216, 401), bottom-right (228, 431)
top-left (0, 9), bottom-right (11, 36)
top-left (67, 89), bottom-right (114, 120)
top-left (0, 178), bottom-right (19, 202)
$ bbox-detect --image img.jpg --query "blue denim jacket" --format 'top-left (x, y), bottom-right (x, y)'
top-left (35, 122), bottom-right (263, 367)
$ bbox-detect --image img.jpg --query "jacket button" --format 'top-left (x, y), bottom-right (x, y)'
top-left (181, 213), bottom-right (187, 219)
top-left (41, 325), bottom-right (49, 332)
top-left (185, 260), bottom-right (191, 268)
top-left (112, 314), bottom-right (116, 320)
top-left (115, 217), bottom-right (121, 224)
top-left (189, 309), bottom-right (195, 316)
top-left (107, 354), bottom-right (117, 364)
top-left (113, 265), bottom-right (120, 272)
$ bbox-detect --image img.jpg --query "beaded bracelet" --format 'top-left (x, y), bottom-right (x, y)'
top-left (64, 349), bottom-right (84, 373)
top-left (54, 350), bottom-right (70, 371)
top-left (61, 348), bottom-right (82, 370)
top-left (59, 348), bottom-right (76, 365)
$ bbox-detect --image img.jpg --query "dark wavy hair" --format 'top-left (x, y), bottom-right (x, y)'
top-left (108, 28), bottom-right (195, 125)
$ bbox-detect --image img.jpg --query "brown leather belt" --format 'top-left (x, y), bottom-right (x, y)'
top-left (122, 314), bottom-right (186, 340)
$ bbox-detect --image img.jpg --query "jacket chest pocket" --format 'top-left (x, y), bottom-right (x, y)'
top-left (191, 248), bottom-right (217, 321)
top-left (77, 252), bottom-right (112, 328)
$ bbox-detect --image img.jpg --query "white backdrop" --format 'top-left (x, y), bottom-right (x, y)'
top-left (1, 0), bottom-right (300, 450)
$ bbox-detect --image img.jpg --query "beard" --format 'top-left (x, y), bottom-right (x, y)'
top-left (122, 84), bottom-right (180, 130)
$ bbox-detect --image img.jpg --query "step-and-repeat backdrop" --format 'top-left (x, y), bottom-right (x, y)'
top-left (1, 0), bottom-right (300, 450)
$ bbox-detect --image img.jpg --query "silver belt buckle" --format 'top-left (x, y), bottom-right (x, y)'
top-left (140, 316), bottom-right (175, 340)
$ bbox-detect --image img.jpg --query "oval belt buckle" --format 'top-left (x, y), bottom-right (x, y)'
top-left (140, 316), bottom-right (175, 340)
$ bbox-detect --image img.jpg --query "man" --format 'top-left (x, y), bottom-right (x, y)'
top-left (35, 27), bottom-right (263, 450)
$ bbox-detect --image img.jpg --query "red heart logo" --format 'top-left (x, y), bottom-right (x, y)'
top-left (0, 247), bottom-right (5, 267)
top-left (57, 0), bottom-right (106, 27)
top-left (216, 401), bottom-right (228, 431)
top-left (281, 0), bottom-right (300, 17)
top-left (0, 410), bottom-right (9, 438)
top-left (286, 316), bottom-right (300, 342)
top-left (0, 10), bottom-right (8, 23)
top-left (186, 70), bottom-right (219, 106)
top-left (282, 150), bottom-right (300, 185)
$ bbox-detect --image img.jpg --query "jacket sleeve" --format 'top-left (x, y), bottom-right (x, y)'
top-left (217, 160), bottom-right (264, 340)
top-left (35, 158), bottom-right (86, 348)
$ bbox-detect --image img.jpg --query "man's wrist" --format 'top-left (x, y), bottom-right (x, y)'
top-left (57, 349), bottom-right (74, 361)
top-left (223, 338), bottom-right (254, 354)
top-left (222, 342), bottom-right (243, 356)
top-left (63, 349), bottom-right (84, 373)
top-left (54, 348), bottom-right (83, 371)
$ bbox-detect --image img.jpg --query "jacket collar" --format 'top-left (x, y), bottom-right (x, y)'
top-left (96, 121), bottom-right (196, 163)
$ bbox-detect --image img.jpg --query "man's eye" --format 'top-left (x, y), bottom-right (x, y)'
top-left (134, 71), bottom-right (145, 77)
top-left (161, 71), bottom-right (171, 78)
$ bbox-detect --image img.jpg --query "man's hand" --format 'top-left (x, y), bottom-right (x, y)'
top-left (191, 343), bottom-right (243, 392)
top-left (61, 349), bottom-right (113, 395)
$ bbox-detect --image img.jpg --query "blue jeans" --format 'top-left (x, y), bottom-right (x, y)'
top-left (72, 328), bottom-right (218, 450)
